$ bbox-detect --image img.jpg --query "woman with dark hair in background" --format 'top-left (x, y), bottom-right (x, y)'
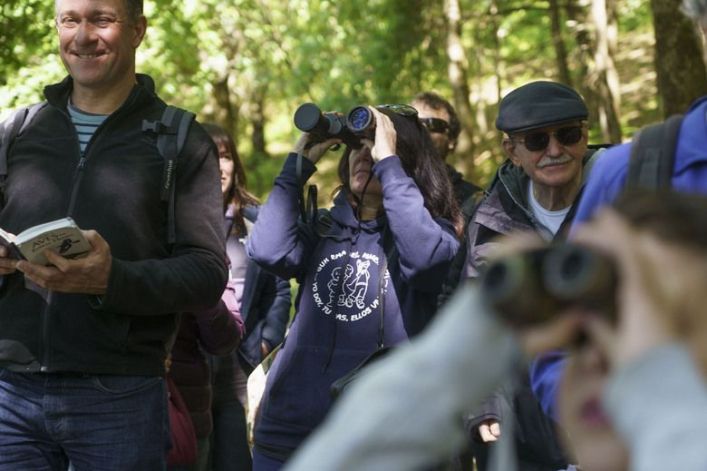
top-left (247, 105), bottom-right (462, 469)
top-left (202, 123), bottom-right (292, 471)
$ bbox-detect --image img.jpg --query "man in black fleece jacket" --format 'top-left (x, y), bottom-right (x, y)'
top-left (0, 0), bottom-right (227, 469)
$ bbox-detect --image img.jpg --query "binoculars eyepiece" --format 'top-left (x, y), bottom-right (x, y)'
top-left (480, 243), bottom-right (617, 327)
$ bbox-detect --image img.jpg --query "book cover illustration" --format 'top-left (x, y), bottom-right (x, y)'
top-left (0, 217), bottom-right (91, 266)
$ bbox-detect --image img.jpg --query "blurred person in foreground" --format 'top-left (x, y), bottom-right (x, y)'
top-left (531, 0), bottom-right (707, 427)
top-left (285, 190), bottom-right (707, 471)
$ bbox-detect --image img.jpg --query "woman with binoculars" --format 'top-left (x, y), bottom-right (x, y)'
top-left (246, 105), bottom-right (461, 469)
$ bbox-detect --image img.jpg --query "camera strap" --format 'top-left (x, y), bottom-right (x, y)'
top-left (295, 152), bottom-right (321, 228)
top-left (376, 228), bottom-right (390, 349)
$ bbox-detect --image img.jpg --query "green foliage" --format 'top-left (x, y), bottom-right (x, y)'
top-left (0, 0), bottom-right (671, 194)
top-left (0, 1), bottom-right (55, 85)
top-left (0, 1), bottom-right (61, 110)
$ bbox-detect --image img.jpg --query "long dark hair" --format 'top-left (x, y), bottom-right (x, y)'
top-left (337, 111), bottom-right (463, 237)
top-left (203, 123), bottom-right (259, 235)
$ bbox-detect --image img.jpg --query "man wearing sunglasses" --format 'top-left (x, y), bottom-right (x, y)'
top-left (411, 92), bottom-right (481, 206)
top-left (463, 81), bottom-right (601, 471)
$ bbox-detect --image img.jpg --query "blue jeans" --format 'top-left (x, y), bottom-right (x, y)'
top-left (211, 398), bottom-right (252, 471)
top-left (0, 368), bottom-right (168, 471)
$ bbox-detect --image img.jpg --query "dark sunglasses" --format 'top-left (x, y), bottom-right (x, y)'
top-left (419, 117), bottom-right (450, 134)
top-left (513, 125), bottom-right (584, 152)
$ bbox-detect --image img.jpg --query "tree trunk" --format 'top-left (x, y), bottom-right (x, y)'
top-left (250, 86), bottom-right (269, 160)
top-left (565, 0), bottom-right (600, 125)
top-left (548, 0), bottom-right (573, 86)
top-left (210, 76), bottom-right (238, 135)
top-left (444, 0), bottom-right (476, 160)
top-left (650, 0), bottom-right (707, 117)
top-left (606, 0), bottom-right (621, 108)
top-left (591, 0), bottom-right (622, 143)
top-left (489, 0), bottom-right (503, 104)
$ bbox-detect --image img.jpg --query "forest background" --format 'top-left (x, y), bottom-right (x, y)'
top-left (2, 0), bottom-right (706, 199)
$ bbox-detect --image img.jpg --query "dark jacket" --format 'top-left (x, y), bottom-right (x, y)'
top-left (237, 205), bottom-right (292, 373)
top-left (437, 164), bottom-right (482, 307)
top-left (0, 74), bottom-right (228, 375)
top-left (247, 153), bottom-right (459, 458)
top-left (211, 204), bottom-right (292, 406)
top-left (170, 287), bottom-right (244, 439)
top-left (463, 152), bottom-right (600, 471)
top-left (447, 163), bottom-right (481, 206)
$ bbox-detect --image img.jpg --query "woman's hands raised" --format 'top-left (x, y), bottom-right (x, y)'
top-left (362, 107), bottom-right (397, 163)
top-left (293, 133), bottom-right (342, 164)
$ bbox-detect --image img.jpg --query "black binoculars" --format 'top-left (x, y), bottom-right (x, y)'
top-left (293, 103), bottom-right (385, 148)
top-left (479, 243), bottom-right (618, 327)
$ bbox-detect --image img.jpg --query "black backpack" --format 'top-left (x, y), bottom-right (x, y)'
top-left (0, 104), bottom-right (194, 245)
top-left (625, 114), bottom-right (684, 190)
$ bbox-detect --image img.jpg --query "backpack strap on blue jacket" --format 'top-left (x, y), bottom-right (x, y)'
top-left (142, 105), bottom-right (195, 245)
top-left (626, 114), bottom-right (683, 190)
top-left (0, 103), bottom-right (46, 207)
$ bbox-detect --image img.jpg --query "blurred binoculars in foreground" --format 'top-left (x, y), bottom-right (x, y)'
top-left (480, 243), bottom-right (618, 327)
top-left (293, 102), bottom-right (418, 148)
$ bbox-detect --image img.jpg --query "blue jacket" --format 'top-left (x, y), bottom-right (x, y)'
top-left (531, 96), bottom-right (707, 420)
top-left (247, 153), bottom-right (459, 455)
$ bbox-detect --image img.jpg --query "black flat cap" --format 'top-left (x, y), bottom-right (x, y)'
top-left (496, 81), bottom-right (588, 134)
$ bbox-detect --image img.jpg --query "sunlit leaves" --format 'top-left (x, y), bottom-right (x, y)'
top-left (0, 0), bottom-right (660, 190)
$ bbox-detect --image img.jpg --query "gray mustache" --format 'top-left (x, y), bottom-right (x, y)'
top-left (537, 155), bottom-right (573, 168)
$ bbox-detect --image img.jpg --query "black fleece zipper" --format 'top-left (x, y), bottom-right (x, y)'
top-left (39, 108), bottom-right (116, 371)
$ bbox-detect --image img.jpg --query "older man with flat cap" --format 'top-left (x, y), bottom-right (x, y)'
top-left (463, 80), bottom-right (603, 471)
top-left (466, 80), bottom-right (595, 274)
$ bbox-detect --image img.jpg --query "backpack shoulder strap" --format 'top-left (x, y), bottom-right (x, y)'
top-left (0, 103), bottom-right (46, 205)
top-left (580, 146), bottom-right (609, 185)
top-left (626, 114), bottom-right (683, 190)
top-left (142, 105), bottom-right (196, 245)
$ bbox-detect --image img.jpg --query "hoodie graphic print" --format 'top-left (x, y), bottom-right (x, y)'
top-left (313, 247), bottom-right (388, 323)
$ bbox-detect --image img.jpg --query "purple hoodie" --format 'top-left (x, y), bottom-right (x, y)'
top-left (247, 153), bottom-right (459, 457)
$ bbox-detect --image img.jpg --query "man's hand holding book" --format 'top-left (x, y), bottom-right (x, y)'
top-left (15, 229), bottom-right (112, 295)
top-left (0, 218), bottom-right (111, 295)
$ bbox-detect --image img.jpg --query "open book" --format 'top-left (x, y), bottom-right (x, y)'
top-left (0, 217), bottom-right (91, 266)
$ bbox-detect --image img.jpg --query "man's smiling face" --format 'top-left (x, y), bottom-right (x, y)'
top-left (56, 0), bottom-right (145, 93)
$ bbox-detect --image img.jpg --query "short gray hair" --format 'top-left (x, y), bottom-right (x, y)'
top-left (683, 0), bottom-right (707, 23)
